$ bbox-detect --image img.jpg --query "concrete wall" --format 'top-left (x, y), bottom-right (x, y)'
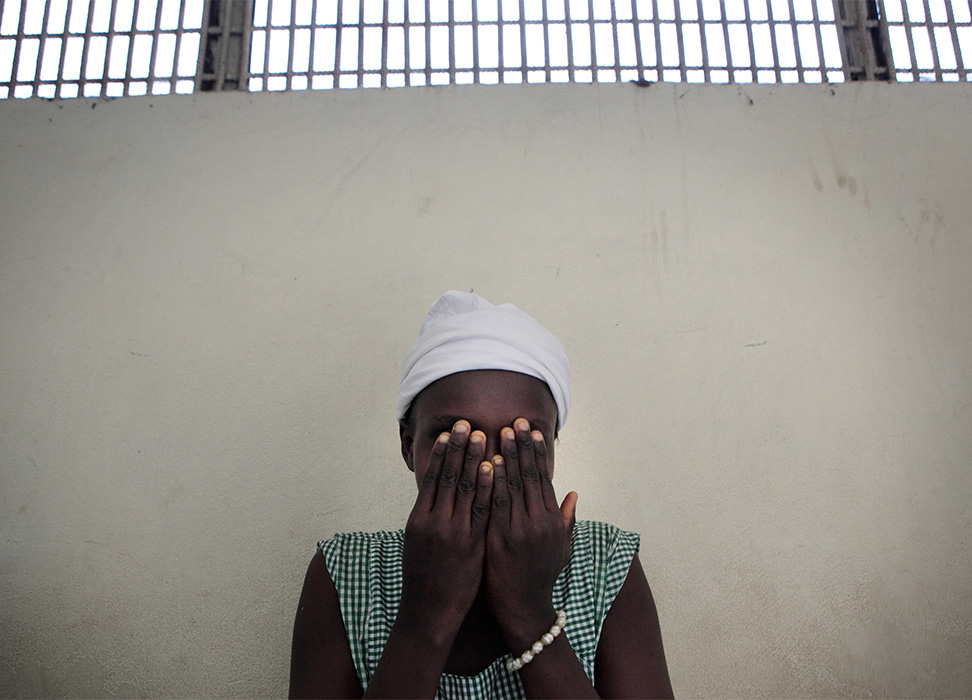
top-left (1, 83), bottom-right (970, 698)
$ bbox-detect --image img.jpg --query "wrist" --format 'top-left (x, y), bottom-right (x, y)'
top-left (505, 609), bottom-right (568, 673)
top-left (498, 606), bottom-right (560, 652)
top-left (394, 599), bottom-right (464, 649)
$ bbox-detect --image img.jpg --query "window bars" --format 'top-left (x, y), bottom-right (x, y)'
top-left (882, 0), bottom-right (971, 80)
top-left (0, 0), bottom-right (207, 99)
top-left (246, 0), bottom-right (848, 90)
top-left (1, 1), bottom-right (970, 99)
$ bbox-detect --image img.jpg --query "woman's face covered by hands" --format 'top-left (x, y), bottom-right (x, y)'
top-left (400, 369), bottom-right (559, 484)
top-left (396, 367), bottom-right (577, 654)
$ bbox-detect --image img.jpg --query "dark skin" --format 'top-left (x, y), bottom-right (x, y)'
top-left (290, 370), bottom-right (674, 698)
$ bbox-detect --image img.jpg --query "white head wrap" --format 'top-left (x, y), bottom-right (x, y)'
top-left (398, 291), bottom-right (571, 430)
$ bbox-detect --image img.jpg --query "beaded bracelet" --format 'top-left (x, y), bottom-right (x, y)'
top-left (506, 610), bottom-right (567, 672)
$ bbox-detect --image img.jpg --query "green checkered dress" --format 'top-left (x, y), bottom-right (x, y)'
top-left (319, 520), bottom-right (639, 699)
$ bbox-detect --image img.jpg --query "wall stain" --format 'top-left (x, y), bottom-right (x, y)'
top-left (84, 540), bottom-right (134, 558)
top-left (834, 166), bottom-right (864, 201)
top-left (809, 159), bottom-right (823, 192)
top-left (895, 199), bottom-right (946, 248)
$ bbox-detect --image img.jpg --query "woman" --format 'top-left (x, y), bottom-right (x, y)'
top-left (290, 291), bottom-right (673, 698)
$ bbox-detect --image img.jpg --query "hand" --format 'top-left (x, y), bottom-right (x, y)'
top-left (484, 418), bottom-right (577, 645)
top-left (399, 420), bottom-right (495, 641)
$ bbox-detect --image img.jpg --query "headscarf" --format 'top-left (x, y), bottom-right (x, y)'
top-left (397, 291), bottom-right (571, 430)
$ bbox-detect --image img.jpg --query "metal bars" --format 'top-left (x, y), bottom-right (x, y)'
top-left (243, 0), bottom-right (851, 90)
top-left (835, 0), bottom-right (891, 79)
top-left (2, 1), bottom-right (971, 99)
top-left (881, 0), bottom-right (972, 81)
top-left (197, 0), bottom-right (254, 90)
top-left (0, 0), bottom-right (207, 99)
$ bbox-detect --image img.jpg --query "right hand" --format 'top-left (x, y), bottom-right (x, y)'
top-left (399, 420), bottom-right (495, 639)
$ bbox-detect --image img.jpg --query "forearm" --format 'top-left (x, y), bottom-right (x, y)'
top-left (362, 610), bottom-right (457, 699)
top-left (503, 610), bottom-right (600, 700)
top-left (517, 639), bottom-right (600, 699)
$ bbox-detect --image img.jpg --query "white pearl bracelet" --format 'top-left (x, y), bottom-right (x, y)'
top-left (506, 610), bottom-right (567, 672)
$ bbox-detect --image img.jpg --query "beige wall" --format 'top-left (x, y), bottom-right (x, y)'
top-left (1, 83), bottom-right (970, 698)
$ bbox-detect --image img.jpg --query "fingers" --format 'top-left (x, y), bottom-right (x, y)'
top-left (499, 426), bottom-right (523, 525)
top-left (511, 418), bottom-right (547, 516)
top-left (415, 432), bottom-right (450, 512)
top-left (560, 491), bottom-right (578, 562)
top-left (425, 423), bottom-right (494, 532)
top-left (433, 420), bottom-right (470, 516)
top-left (454, 429), bottom-right (486, 511)
top-left (490, 453), bottom-right (510, 530)
top-left (470, 461), bottom-right (494, 532)
top-left (560, 491), bottom-right (578, 531)
top-left (531, 429), bottom-right (557, 511)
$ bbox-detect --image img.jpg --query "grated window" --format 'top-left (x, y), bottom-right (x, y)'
top-left (882, 0), bottom-right (972, 81)
top-left (0, 0), bottom-right (210, 99)
top-left (245, 0), bottom-right (850, 89)
top-left (2, 0), bottom-right (971, 99)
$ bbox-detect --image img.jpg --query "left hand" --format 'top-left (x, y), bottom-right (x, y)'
top-left (483, 417), bottom-right (578, 643)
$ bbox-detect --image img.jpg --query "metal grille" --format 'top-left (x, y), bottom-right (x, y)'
top-left (882, 0), bottom-right (972, 80)
top-left (0, 0), bottom-right (206, 99)
top-left (2, 1), bottom-right (971, 99)
top-left (246, 0), bottom-right (849, 90)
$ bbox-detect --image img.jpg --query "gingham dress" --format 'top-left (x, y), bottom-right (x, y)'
top-left (319, 520), bottom-right (639, 699)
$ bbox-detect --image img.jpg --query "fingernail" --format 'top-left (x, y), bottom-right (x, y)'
top-left (532, 431), bottom-right (544, 443)
top-left (502, 428), bottom-right (515, 440)
top-left (492, 455), bottom-right (504, 467)
top-left (437, 433), bottom-right (450, 443)
top-left (469, 432), bottom-right (483, 444)
top-left (454, 421), bottom-right (468, 433)
top-left (480, 462), bottom-right (492, 474)
top-left (515, 419), bottom-right (529, 431)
